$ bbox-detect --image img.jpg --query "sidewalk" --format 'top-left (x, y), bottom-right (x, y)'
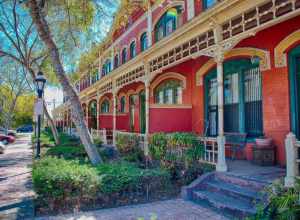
top-left (36, 199), bottom-right (228, 220)
top-left (0, 134), bottom-right (34, 220)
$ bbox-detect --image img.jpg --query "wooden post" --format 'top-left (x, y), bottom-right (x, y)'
top-left (144, 79), bottom-right (150, 156)
top-left (284, 132), bottom-right (297, 187)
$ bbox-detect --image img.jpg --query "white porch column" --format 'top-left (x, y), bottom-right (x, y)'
top-left (112, 91), bottom-right (117, 146)
top-left (96, 93), bottom-right (100, 130)
top-left (216, 55), bottom-right (228, 172)
top-left (147, 2), bottom-right (152, 47)
top-left (284, 132), bottom-right (297, 187)
top-left (144, 79), bottom-right (150, 156)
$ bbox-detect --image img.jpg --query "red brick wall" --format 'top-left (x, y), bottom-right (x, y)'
top-left (98, 115), bottom-right (113, 130)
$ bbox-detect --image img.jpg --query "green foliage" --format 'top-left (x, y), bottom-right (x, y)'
top-left (46, 145), bottom-right (87, 160)
top-left (95, 162), bottom-right (170, 194)
top-left (32, 157), bottom-right (100, 209)
top-left (116, 133), bottom-right (144, 163)
top-left (93, 137), bottom-right (103, 148)
top-left (149, 132), bottom-right (205, 183)
top-left (250, 180), bottom-right (300, 220)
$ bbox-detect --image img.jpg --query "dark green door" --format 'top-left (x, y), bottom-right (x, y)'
top-left (139, 91), bottom-right (146, 134)
top-left (289, 46), bottom-right (300, 139)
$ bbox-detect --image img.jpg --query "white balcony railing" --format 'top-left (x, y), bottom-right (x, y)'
top-left (197, 136), bottom-right (218, 165)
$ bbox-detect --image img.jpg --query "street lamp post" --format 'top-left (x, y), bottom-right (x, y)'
top-left (35, 71), bottom-right (46, 159)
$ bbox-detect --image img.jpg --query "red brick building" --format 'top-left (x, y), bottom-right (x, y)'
top-left (53, 0), bottom-right (300, 170)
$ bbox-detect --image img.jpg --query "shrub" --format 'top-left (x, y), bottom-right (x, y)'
top-left (116, 133), bottom-right (139, 154)
top-left (149, 133), bottom-right (168, 160)
top-left (116, 133), bottom-right (144, 163)
top-left (32, 157), bottom-right (100, 211)
top-left (95, 162), bottom-right (170, 194)
top-left (93, 138), bottom-right (103, 148)
top-left (46, 145), bottom-right (87, 160)
top-left (149, 132), bottom-right (204, 183)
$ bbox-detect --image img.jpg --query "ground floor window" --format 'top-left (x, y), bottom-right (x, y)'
top-left (205, 59), bottom-right (263, 138)
top-left (154, 79), bottom-right (182, 104)
top-left (101, 100), bottom-right (110, 113)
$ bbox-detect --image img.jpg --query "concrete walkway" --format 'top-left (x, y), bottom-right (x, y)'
top-left (0, 134), bottom-right (34, 220)
top-left (36, 199), bottom-right (228, 220)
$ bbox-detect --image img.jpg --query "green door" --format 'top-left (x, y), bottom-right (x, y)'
top-left (289, 46), bottom-right (300, 139)
top-left (139, 91), bottom-right (146, 134)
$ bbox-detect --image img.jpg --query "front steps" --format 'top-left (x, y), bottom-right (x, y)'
top-left (182, 172), bottom-right (270, 219)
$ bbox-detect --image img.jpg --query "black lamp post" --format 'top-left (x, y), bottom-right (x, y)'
top-left (35, 71), bottom-right (46, 158)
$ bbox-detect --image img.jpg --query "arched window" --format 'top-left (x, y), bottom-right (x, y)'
top-left (140, 32), bottom-right (148, 52)
top-left (120, 96), bottom-right (126, 113)
top-left (122, 48), bottom-right (127, 64)
top-left (102, 59), bottom-right (112, 76)
top-left (114, 54), bottom-right (119, 69)
top-left (154, 7), bottom-right (182, 42)
top-left (101, 99), bottom-right (110, 113)
top-left (154, 79), bottom-right (183, 104)
top-left (130, 41), bottom-right (136, 59)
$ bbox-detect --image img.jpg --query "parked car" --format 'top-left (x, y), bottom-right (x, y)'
top-left (0, 141), bottom-right (5, 154)
top-left (16, 125), bottom-right (33, 133)
top-left (0, 127), bottom-right (16, 136)
top-left (0, 134), bottom-right (15, 144)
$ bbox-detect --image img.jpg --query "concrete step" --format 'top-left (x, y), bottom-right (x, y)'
top-left (215, 172), bottom-right (267, 190)
top-left (192, 190), bottom-right (257, 218)
top-left (203, 179), bottom-right (263, 203)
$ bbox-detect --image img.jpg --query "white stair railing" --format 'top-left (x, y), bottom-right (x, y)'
top-left (197, 136), bottom-right (218, 165)
top-left (284, 132), bottom-right (299, 187)
top-left (91, 128), bottom-right (107, 145)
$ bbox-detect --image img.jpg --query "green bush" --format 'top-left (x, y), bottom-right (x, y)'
top-left (46, 145), bottom-right (87, 159)
top-left (116, 133), bottom-right (139, 154)
top-left (95, 162), bottom-right (170, 194)
top-left (32, 157), bottom-right (100, 210)
top-left (93, 138), bottom-right (103, 148)
top-left (149, 132), bottom-right (204, 182)
top-left (248, 179), bottom-right (300, 220)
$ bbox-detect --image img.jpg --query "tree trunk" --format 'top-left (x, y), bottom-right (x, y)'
top-left (43, 101), bottom-right (60, 145)
top-left (27, 0), bottom-right (102, 165)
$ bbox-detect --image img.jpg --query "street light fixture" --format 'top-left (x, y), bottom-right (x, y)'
top-left (35, 71), bottom-right (46, 158)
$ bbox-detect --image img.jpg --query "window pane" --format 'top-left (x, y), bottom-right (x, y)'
top-left (176, 86), bottom-right (182, 104)
top-left (166, 19), bottom-right (174, 36)
top-left (205, 0), bottom-right (217, 9)
top-left (224, 73), bottom-right (239, 104)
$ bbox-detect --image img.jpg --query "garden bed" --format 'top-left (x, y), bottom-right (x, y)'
top-left (32, 131), bottom-right (214, 216)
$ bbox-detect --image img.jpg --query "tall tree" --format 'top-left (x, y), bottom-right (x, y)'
top-left (0, 59), bottom-right (31, 130)
top-left (27, 0), bottom-right (102, 164)
top-left (0, 0), bottom-right (60, 144)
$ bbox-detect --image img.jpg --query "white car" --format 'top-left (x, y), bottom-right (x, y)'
top-left (0, 141), bottom-right (5, 154)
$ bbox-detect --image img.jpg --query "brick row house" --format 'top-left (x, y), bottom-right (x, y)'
top-left (52, 0), bottom-right (300, 175)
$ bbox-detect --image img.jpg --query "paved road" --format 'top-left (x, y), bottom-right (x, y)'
top-left (0, 134), bottom-right (34, 220)
top-left (36, 199), bottom-right (228, 220)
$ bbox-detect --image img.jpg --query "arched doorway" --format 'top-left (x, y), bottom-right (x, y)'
top-left (288, 45), bottom-right (300, 138)
top-left (88, 100), bottom-right (97, 130)
top-left (204, 58), bottom-right (263, 138)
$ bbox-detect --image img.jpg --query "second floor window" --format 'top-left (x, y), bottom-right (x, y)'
top-left (203, 0), bottom-right (217, 9)
top-left (102, 60), bottom-right (112, 76)
top-left (114, 54), bottom-right (119, 69)
top-left (130, 41), bottom-right (136, 59)
top-left (122, 48), bottom-right (127, 64)
top-left (101, 100), bottom-right (110, 113)
top-left (154, 7), bottom-right (182, 42)
top-left (140, 32), bottom-right (148, 52)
